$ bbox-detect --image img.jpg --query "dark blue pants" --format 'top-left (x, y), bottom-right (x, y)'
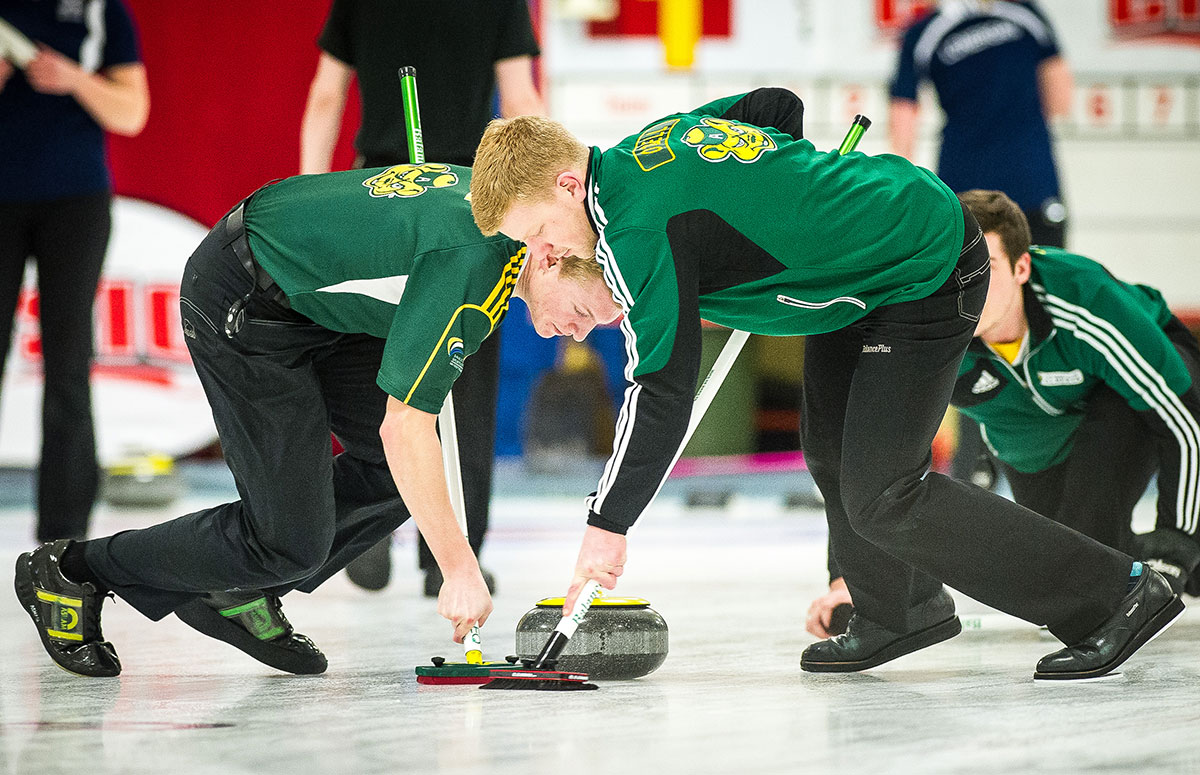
top-left (0, 193), bottom-right (109, 542)
top-left (83, 215), bottom-right (410, 620)
top-left (804, 204), bottom-right (1132, 644)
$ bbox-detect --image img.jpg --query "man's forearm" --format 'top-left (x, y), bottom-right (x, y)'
top-left (495, 55), bottom-right (545, 118)
top-left (1038, 56), bottom-right (1073, 119)
top-left (586, 385), bottom-right (694, 533)
top-left (299, 99), bottom-right (345, 175)
top-left (380, 398), bottom-right (478, 575)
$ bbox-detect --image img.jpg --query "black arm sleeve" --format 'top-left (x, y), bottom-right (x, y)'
top-left (718, 87), bottom-right (804, 141)
top-left (585, 233), bottom-right (705, 534)
top-left (317, 0), bottom-right (354, 65)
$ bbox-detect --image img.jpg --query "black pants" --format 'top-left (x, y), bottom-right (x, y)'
top-left (363, 153), bottom-right (496, 569)
top-left (1001, 386), bottom-right (1155, 555)
top-left (82, 214), bottom-right (411, 620)
top-left (803, 203), bottom-right (1132, 644)
top-left (0, 193), bottom-right (109, 542)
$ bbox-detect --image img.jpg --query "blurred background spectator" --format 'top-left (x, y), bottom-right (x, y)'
top-left (0, 0), bottom-right (148, 542)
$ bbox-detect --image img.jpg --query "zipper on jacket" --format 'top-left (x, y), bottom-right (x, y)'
top-left (984, 331), bottom-right (1063, 417)
top-left (1021, 331), bottom-right (1064, 416)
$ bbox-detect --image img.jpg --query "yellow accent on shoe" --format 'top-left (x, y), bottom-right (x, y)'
top-left (35, 589), bottom-right (83, 607)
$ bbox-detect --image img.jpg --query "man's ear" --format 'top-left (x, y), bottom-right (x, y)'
top-left (1014, 252), bottom-right (1032, 285)
top-left (555, 169), bottom-right (588, 202)
top-left (530, 245), bottom-right (557, 272)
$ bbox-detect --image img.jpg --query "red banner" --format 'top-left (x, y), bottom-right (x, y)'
top-left (874, 0), bottom-right (936, 34)
top-left (107, 1), bottom-right (361, 227)
top-left (588, 0), bottom-right (731, 37)
top-left (1110, 0), bottom-right (1200, 37)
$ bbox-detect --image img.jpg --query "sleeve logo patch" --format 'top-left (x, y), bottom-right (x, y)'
top-left (1037, 369), bottom-right (1084, 387)
top-left (447, 337), bottom-right (465, 372)
top-left (971, 371), bottom-right (1001, 394)
top-left (633, 118), bottom-right (680, 172)
top-left (362, 164), bottom-right (459, 198)
top-left (682, 117), bottom-right (777, 163)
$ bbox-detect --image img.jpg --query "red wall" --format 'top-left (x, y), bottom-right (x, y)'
top-left (107, 1), bottom-right (361, 226)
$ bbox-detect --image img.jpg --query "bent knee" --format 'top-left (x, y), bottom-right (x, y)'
top-left (844, 476), bottom-right (924, 538)
top-left (247, 523), bottom-right (335, 584)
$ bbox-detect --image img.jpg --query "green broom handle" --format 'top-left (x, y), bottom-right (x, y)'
top-left (399, 65), bottom-right (483, 664)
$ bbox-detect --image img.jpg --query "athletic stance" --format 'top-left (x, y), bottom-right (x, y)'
top-left (809, 190), bottom-right (1200, 636)
top-left (14, 163), bottom-right (613, 677)
top-left (469, 88), bottom-right (1185, 680)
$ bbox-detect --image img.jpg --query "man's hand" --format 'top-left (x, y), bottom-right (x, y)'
top-left (806, 576), bottom-right (853, 639)
top-left (25, 45), bottom-right (85, 96)
top-left (437, 566), bottom-right (494, 643)
top-left (562, 525), bottom-right (627, 615)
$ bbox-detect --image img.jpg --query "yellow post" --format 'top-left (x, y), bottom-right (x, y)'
top-left (659, 0), bottom-right (701, 69)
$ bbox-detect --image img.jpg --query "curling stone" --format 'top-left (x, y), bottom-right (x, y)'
top-left (102, 452), bottom-right (182, 507)
top-left (515, 596), bottom-right (667, 680)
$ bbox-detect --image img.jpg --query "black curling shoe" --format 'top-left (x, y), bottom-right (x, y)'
top-left (1035, 568), bottom-right (1183, 681)
top-left (14, 540), bottom-right (121, 677)
top-left (801, 589), bottom-right (961, 672)
top-left (175, 590), bottom-right (327, 675)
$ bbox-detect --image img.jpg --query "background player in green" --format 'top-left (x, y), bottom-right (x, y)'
top-left (807, 189), bottom-right (1200, 638)
top-left (955, 189), bottom-right (1200, 593)
top-left (469, 88), bottom-right (1184, 681)
top-left (13, 162), bottom-right (617, 677)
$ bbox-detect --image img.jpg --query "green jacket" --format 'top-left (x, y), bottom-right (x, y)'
top-left (953, 247), bottom-right (1200, 533)
top-left (245, 164), bottom-right (525, 413)
top-left (583, 88), bottom-right (966, 533)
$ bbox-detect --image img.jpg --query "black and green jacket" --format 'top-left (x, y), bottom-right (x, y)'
top-left (245, 163), bottom-right (526, 414)
top-left (583, 88), bottom-right (966, 534)
top-left (953, 247), bottom-right (1200, 534)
